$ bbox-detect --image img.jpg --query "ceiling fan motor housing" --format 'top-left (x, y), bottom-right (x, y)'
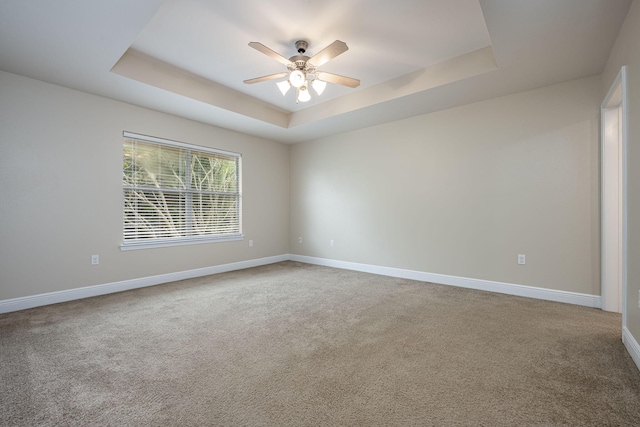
top-left (288, 55), bottom-right (315, 74)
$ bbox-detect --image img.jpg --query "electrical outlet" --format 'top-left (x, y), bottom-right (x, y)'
top-left (330, 239), bottom-right (335, 247)
top-left (249, 240), bottom-right (253, 247)
top-left (298, 237), bottom-right (302, 244)
top-left (517, 254), bottom-right (526, 265)
top-left (91, 255), bottom-right (99, 265)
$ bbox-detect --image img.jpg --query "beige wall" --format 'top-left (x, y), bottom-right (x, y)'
top-left (0, 22), bottom-right (628, 323)
top-left (290, 76), bottom-right (601, 295)
top-left (603, 0), bottom-right (640, 340)
top-left (0, 71), bottom-right (289, 300)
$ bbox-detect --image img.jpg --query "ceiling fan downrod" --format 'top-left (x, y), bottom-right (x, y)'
top-left (295, 40), bottom-right (308, 54)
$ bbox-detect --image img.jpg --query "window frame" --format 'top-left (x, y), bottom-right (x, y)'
top-left (121, 131), bottom-right (243, 251)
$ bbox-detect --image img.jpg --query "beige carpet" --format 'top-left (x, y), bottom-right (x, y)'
top-left (1, 261), bottom-right (640, 426)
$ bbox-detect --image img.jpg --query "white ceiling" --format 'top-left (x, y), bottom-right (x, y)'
top-left (0, 0), bottom-right (632, 144)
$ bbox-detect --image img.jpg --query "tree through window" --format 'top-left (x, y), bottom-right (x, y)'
top-left (122, 132), bottom-right (241, 249)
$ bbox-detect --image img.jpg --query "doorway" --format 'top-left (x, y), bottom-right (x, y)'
top-left (601, 66), bottom-right (627, 321)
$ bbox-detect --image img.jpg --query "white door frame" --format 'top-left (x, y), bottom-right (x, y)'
top-left (601, 66), bottom-right (627, 324)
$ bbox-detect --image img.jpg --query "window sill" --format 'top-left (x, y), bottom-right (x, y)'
top-left (120, 234), bottom-right (244, 251)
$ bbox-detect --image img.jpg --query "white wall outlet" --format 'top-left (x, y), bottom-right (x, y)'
top-left (330, 239), bottom-right (335, 247)
top-left (298, 237), bottom-right (302, 244)
top-left (249, 240), bottom-right (253, 247)
top-left (91, 255), bottom-right (99, 265)
top-left (517, 254), bottom-right (526, 265)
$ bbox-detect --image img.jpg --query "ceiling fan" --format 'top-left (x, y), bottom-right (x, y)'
top-left (243, 40), bottom-right (360, 104)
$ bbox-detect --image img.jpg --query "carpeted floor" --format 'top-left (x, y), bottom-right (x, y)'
top-left (1, 261), bottom-right (640, 426)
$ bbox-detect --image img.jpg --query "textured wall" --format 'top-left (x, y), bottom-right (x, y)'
top-left (290, 76), bottom-right (601, 295)
top-left (0, 71), bottom-right (290, 300)
top-left (603, 0), bottom-right (640, 341)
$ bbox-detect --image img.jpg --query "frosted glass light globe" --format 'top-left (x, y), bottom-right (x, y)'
top-left (298, 86), bottom-right (311, 102)
top-left (289, 70), bottom-right (305, 88)
top-left (312, 79), bottom-right (327, 95)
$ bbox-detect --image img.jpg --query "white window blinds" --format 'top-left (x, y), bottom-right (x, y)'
top-left (122, 132), bottom-right (241, 248)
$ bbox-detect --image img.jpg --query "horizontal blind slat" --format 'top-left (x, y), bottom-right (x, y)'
top-left (123, 134), bottom-right (241, 244)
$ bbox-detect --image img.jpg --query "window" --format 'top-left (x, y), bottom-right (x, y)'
top-left (122, 132), bottom-right (241, 249)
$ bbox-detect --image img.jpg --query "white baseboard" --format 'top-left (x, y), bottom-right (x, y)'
top-left (289, 255), bottom-right (602, 309)
top-left (3, 253), bottom-right (630, 370)
top-left (623, 327), bottom-right (640, 371)
top-left (0, 254), bottom-right (288, 314)
top-left (0, 253), bottom-right (603, 314)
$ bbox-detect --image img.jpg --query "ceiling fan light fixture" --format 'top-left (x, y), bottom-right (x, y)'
top-left (298, 85), bottom-right (311, 102)
top-left (245, 40), bottom-right (359, 104)
top-left (276, 80), bottom-right (291, 96)
top-left (289, 70), bottom-right (306, 88)
top-left (311, 79), bottom-right (327, 96)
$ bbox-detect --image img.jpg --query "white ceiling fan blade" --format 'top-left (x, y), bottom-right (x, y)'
top-left (243, 72), bottom-right (289, 84)
top-left (307, 40), bottom-right (348, 67)
top-left (317, 71), bottom-right (360, 88)
top-left (248, 42), bottom-right (293, 67)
